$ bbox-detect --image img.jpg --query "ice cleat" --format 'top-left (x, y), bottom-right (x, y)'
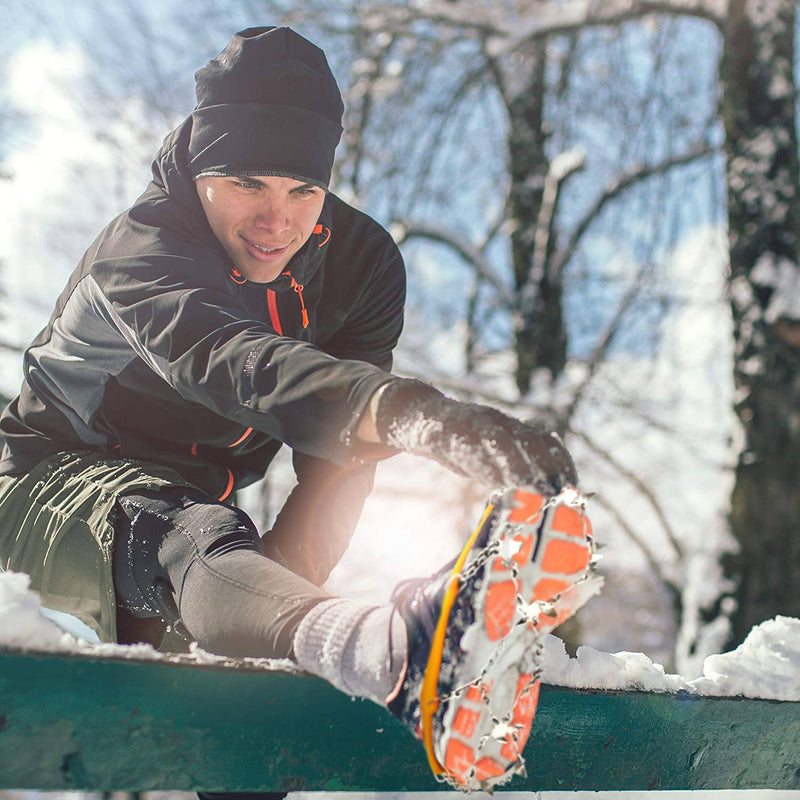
top-left (388, 486), bottom-right (602, 792)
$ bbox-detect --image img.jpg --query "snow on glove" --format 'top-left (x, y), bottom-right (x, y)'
top-left (375, 379), bottom-right (577, 495)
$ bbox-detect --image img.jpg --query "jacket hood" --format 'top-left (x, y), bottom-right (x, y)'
top-left (146, 115), bottom-right (331, 292)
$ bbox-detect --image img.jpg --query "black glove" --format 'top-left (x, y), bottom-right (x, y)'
top-left (375, 379), bottom-right (577, 495)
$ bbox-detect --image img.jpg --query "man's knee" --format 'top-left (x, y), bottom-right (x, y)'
top-left (113, 488), bottom-right (261, 624)
top-left (159, 493), bottom-right (262, 567)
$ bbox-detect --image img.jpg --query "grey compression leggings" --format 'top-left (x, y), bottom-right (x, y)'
top-left (111, 487), bottom-right (330, 657)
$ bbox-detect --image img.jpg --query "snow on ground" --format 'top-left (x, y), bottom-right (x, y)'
top-left (1, 569), bottom-right (798, 702)
top-left (543, 616), bottom-right (800, 700)
top-left (0, 570), bottom-right (298, 672)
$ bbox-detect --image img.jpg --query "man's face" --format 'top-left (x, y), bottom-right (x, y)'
top-left (195, 175), bottom-right (326, 283)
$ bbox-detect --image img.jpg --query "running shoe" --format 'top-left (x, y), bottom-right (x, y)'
top-left (387, 486), bottom-right (602, 792)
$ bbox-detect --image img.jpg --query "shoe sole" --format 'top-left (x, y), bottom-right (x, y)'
top-left (420, 487), bottom-right (602, 792)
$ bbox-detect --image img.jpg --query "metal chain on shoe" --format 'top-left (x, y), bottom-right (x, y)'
top-left (432, 489), bottom-right (600, 792)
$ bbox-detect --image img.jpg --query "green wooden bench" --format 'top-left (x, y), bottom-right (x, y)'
top-left (0, 647), bottom-right (798, 793)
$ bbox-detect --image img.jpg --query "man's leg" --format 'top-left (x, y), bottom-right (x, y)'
top-left (111, 485), bottom-right (408, 800)
top-left (112, 485), bottom-right (407, 699)
top-left (112, 486), bottom-right (331, 658)
top-left (112, 484), bottom-right (600, 792)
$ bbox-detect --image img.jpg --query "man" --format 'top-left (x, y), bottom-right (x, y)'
top-left (0, 27), bottom-right (599, 791)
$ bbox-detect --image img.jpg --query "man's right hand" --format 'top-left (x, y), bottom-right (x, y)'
top-left (372, 379), bottom-right (577, 495)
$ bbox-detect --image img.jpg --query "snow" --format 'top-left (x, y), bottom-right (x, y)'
top-left (690, 616), bottom-right (800, 701)
top-left (0, 570), bottom-right (298, 673)
top-left (1, 569), bottom-right (798, 703)
top-left (0, 571), bottom-right (78, 652)
top-left (542, 616), bottom-right (800, 700)
top-left (543, 635), bottom-right (687, 693)
top-left (550, 148), bottom-right (587, 181)
top-left (751, 253), bottom-right (800, 324)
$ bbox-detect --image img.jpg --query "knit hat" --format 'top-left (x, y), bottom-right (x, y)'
top-left (187, 26), bottom-right (344, 188)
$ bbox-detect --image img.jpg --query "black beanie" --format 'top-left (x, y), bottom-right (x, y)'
top-left (187, 26), bottom-right (344, 188)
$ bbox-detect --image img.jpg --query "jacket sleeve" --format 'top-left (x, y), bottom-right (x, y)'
top-left (90, 248), bottom-right (394, 464)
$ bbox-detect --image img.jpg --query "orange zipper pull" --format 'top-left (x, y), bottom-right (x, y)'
top-left (284, 271), bottom-right (309, 328)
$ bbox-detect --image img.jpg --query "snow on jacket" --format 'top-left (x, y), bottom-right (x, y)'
top-left (0, 117), bottom-right (405, 582)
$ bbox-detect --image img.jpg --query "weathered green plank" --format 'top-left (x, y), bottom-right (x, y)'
top-left (0, 648), bottom-right (797, 792)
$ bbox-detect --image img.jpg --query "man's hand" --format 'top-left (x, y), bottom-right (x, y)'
top-left (366, 379), bottom-right (577, 495)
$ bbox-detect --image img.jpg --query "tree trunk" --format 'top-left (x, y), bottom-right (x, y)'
top-left (720, 0), bottom-right (800, 646)
top-left (499, 42), bottom-right (568, 395)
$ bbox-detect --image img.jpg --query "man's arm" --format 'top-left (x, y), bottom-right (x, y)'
top-left (356, 384), bottom-right (386, 444)
top-left (262, 452), bottom-right (378, 585)
top-left (91, 249), bottom-right (391, 465)
top-left (359, 380), bottom-right (578, 496)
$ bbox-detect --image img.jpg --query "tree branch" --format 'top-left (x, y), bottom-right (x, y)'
top-left (344, 34), bottom-right (397, 196)
top-left (552, 139), bottom-right (717, 279)
top-left (487, 0), bottom-right (727, 57)
top-left (573, 427), bottom-right (685, 561)
top-left (367, 0), bottom-right (727, 49)
top-left (560, 261), bottom-right (652, 428)
top-left (0, 340), bottom-right (24, 354)
top-left (530, 148), bottom-right (587, 289)
top-left (589, 489), bottom-right (683, 607)
top-left (394, 220), bottom-right (515, 305)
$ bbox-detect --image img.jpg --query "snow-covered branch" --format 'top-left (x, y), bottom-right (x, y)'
top-left (486, 0), bottom-right (728, 57)
top-left (529, 148), bottom-right (587, 289)
top-left (365, 0), bottom-right (727, 53)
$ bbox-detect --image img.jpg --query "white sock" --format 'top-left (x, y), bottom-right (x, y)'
top-left (292, 598), bottom-right (407, 706)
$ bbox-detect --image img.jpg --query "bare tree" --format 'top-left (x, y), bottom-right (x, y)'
top-left (719, 0), bottom-right (800, 647)
top-left (300, 0), bottom-right (800, 664)
top-left (308, 1), bottom-right (724, 666)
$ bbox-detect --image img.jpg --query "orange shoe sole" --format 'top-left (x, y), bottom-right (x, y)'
top-left (421, 487), bottom-right (601, 792)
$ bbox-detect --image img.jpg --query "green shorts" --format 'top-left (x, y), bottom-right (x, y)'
top-left (0, 450), bottom-right (195, 643)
